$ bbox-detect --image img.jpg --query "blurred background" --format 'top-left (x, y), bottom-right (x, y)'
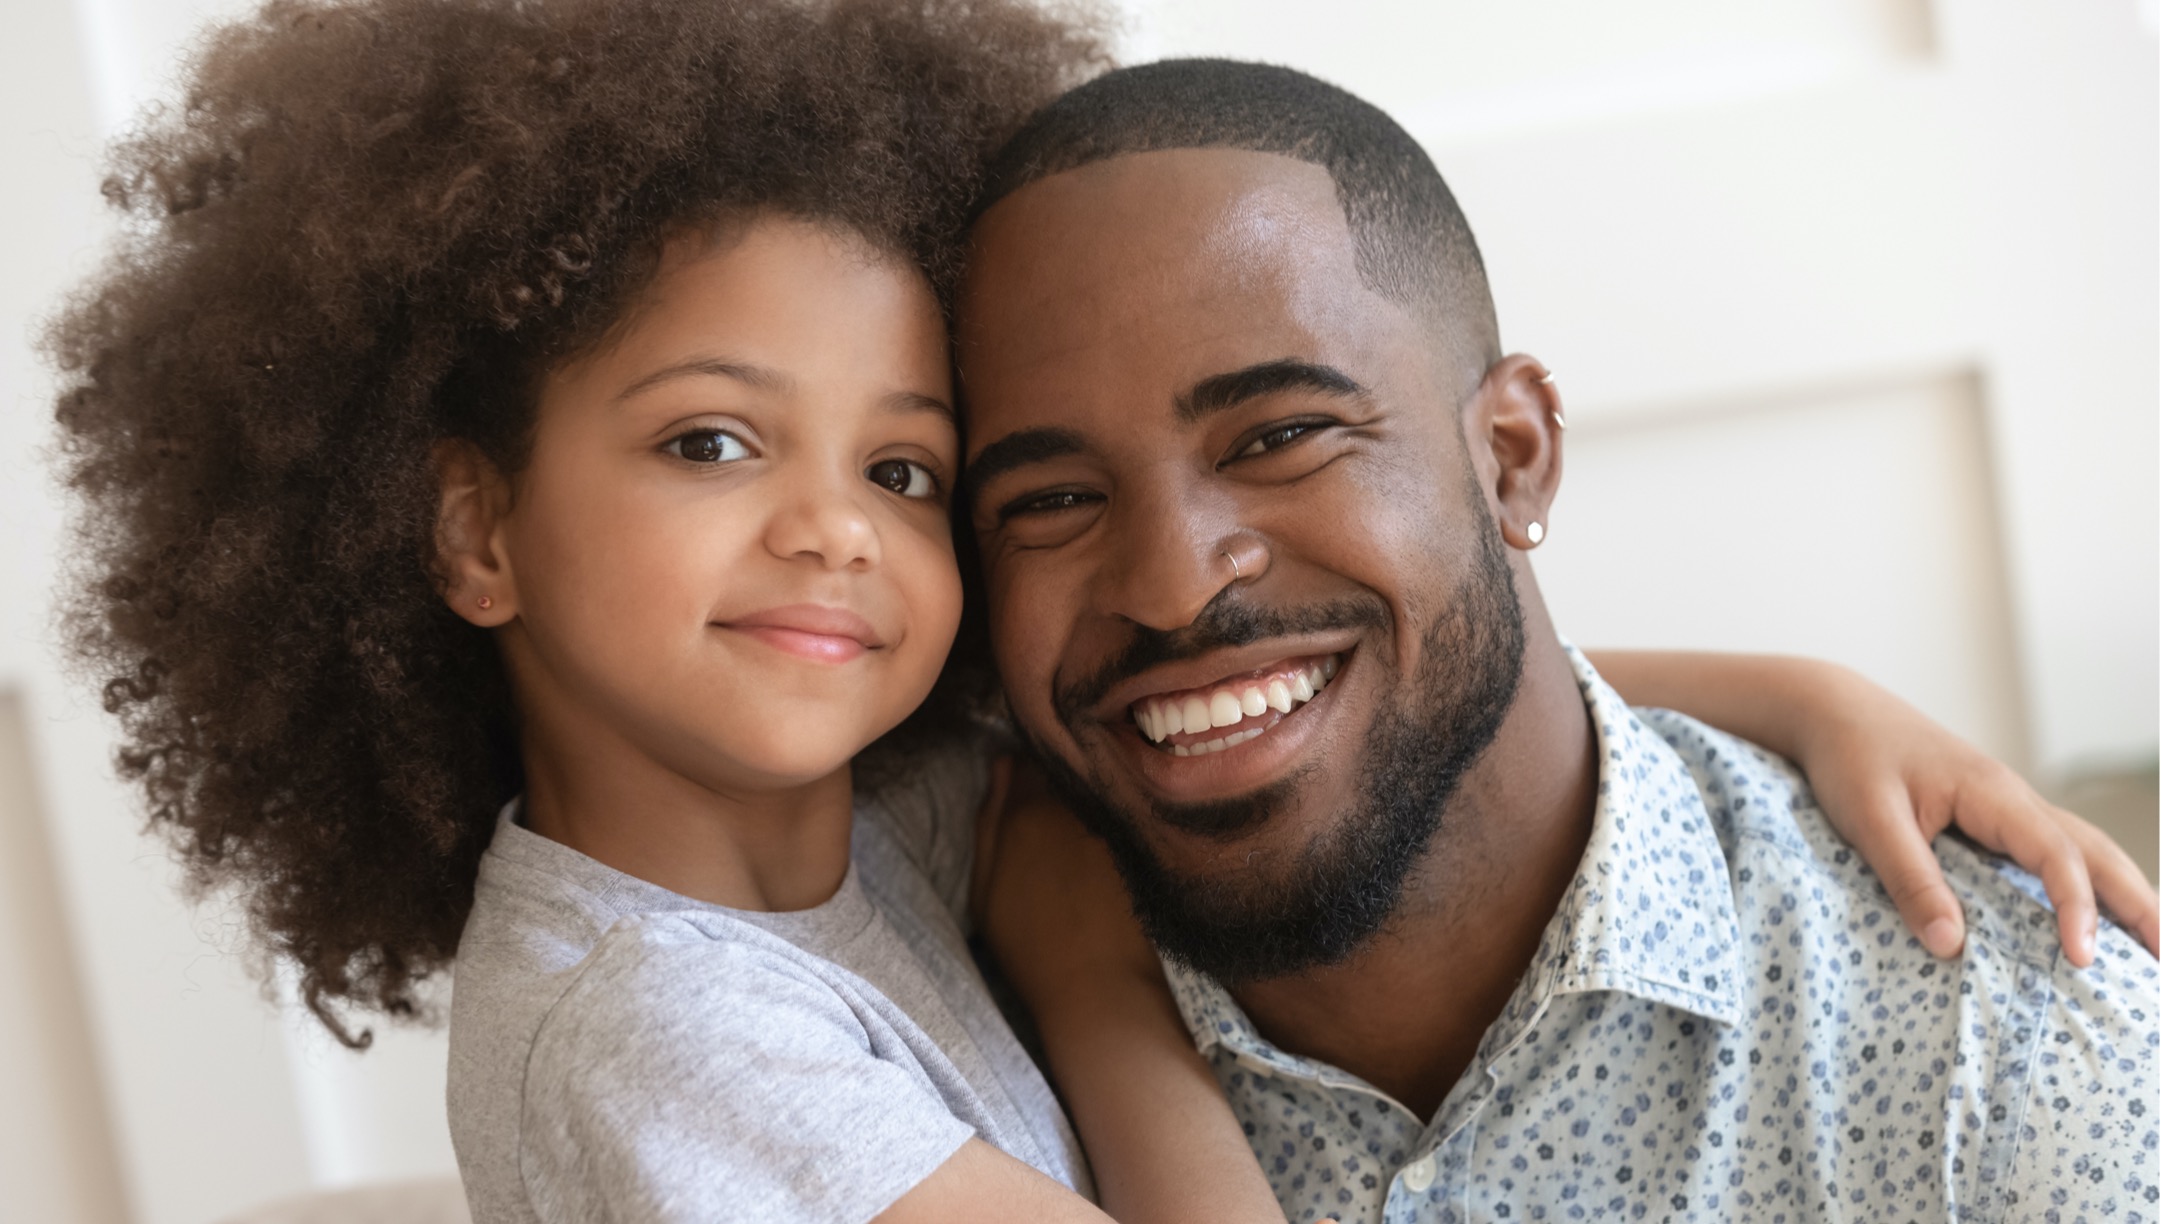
top-left (0, 0), bottom-right (2158, 1220)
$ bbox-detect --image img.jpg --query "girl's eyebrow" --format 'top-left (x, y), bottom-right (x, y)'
top-left (613, 356), bottom-right (789, 404)
top-left (612, 359), bottom-right (952, 422)
top-left (885, 391), bottom-right (956, 422)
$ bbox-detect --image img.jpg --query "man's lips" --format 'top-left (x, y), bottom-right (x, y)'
top-left (716, 604), bottom-right (882, 663)
top-left (1126, 653), bottom-right (1342, 756)
top-left (1085, 633), bottom-right (1363, 721)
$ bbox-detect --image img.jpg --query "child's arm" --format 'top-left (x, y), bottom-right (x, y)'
top-left (1587, 650), bottom-right (2158, 967)
top-left (970, 760), bottom-right (1296, 1224)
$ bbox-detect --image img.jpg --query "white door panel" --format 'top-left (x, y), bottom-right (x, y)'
top-left (1536, 370), bottom-right (2031, 767)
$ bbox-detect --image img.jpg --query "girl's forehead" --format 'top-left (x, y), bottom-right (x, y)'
top-left (548, 215), bottom-right (951, 413)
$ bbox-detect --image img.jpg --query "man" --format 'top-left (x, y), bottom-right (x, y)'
top-left (953, 60), bottom-right (2158, 1221)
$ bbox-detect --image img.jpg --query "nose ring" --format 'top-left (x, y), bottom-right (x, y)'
top-left (1221, 549), bottom-right (1241, 580)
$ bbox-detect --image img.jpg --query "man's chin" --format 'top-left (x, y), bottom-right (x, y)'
top-left (1033, 757), bottom-right (1386, 982)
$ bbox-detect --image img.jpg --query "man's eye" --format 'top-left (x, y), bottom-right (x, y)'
top-left (668, 430), bottom-right (750, 464)
top-left (997, 488), bottom-right (1101, 521)
top-left (1235, 421), bottom-right (1322, 458)
top-left (868, 459), bottom-right (939, 499)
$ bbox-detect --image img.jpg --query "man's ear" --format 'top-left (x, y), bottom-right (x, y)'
top-left (433, 439), bottom-right (518, 627)
top-left (1466, 353), bottom-right (1565, 553)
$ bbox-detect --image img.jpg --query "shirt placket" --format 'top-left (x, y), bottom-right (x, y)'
top-left (1381, 979), bottom-right (1565, 1223)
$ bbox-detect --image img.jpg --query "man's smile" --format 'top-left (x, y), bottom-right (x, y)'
top-left (1127, 652), bottom-right (1342, 755)
top-left (1068, 633), bottom-right (1365, 807)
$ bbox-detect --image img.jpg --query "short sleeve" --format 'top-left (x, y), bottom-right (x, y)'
top-left (518, 920), bottom-right (975, 1224)
top-left (854, 735), bottom-right (994, 931)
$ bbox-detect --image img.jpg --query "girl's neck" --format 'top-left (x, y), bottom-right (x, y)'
top-left (519, 734), bottom-right (857, 913)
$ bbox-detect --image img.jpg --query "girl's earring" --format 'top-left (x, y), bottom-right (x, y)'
top-left (477, 595), bottom-right (494, 610)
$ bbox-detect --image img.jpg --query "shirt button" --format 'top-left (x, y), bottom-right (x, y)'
top-left (1401, 1153), bottom-right (1438, 1193)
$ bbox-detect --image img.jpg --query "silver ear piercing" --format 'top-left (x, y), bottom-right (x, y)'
top-left (1526, 522), bottom-right (1546, 546)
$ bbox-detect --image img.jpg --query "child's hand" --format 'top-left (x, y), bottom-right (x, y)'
top-left (1796, 670), bottom-right (2157, 968)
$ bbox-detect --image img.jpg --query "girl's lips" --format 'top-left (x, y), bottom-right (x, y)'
top-left (717, 604), bottom-right (881, 663)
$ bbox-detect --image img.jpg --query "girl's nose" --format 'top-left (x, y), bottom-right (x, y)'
top-left (761, 472), bottom-right (881, 571)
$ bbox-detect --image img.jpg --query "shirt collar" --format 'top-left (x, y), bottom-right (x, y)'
top-left (1164, 643), bottom-right (1744, 1070)
top-left (1539, 645), bottom-right (1743, 1026)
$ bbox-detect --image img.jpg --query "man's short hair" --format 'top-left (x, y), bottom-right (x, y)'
top-left (978, 58), bottom-right (1501, 383)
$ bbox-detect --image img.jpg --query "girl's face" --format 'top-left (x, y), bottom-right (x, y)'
top-left (466, 216), bottom-right (962, 793)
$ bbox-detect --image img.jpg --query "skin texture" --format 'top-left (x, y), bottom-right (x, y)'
top-left (437, 215), bottom-right (962, 911)
top-left (958, 148), bottom-right (1600, 1114)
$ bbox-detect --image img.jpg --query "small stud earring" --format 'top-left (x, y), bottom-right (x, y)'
top-left (477, 595), bottom-right (494, 610)
top-left (1525, 522), bottom-right (1546, 546)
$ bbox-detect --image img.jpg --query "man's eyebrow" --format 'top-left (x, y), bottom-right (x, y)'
top-left (1175, 358), bottom-right (1366, 424)
top-left (612, 356), bottom-right (789, 404)
top-left (959, 427), bottom-right (1089, 513)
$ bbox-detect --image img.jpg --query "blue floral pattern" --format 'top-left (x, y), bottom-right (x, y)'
top-left (1164, 648), bottom-right (2159, 1222)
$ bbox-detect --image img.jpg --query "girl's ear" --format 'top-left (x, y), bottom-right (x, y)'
top-left (433, 439), bottom-right (518, 627)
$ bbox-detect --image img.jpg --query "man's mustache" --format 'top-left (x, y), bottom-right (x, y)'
top-left (1053, 590), bottom-right (1392, 728)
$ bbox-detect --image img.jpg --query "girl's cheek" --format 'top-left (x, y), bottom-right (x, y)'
top-left (898, 528), bottom-right (965, 656)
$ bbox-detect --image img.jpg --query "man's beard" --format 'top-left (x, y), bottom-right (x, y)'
top-left (1026, 528), bottom-right (1530, 985)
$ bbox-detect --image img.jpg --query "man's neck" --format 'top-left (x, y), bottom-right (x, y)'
top-left (1227, 640), bottom-right (1598, 1120)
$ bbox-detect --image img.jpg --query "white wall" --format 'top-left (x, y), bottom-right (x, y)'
top-left (4, 2), bottom-right (452, 1221)
top-left (0, 1), bottom-right (2155, 1220)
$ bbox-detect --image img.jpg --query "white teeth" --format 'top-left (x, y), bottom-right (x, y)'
top-left (1167, 726), bottom-right (1265, 757)
top-left (1138, 657), bottom-right (1344, 752)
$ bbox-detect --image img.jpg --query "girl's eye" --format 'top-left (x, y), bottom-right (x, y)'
top-left (1235, 421), bottom-right (1322, 459)
top-left (868, 458), bottom-right (939, 499)
top-left (669, 430), bottom-right (750, 464)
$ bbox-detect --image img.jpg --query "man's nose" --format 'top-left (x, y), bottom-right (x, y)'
top-left (761, 469), bottom-right (880, 571)
top-left (1092, 479), bottom-right (1245, 632)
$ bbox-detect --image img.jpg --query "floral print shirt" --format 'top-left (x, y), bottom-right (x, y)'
top-left (1164, 648), bottom-right (2159, 1223)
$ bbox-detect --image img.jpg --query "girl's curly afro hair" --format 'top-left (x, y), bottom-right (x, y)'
top-left (46, 0), bottom-right (1106, 1044)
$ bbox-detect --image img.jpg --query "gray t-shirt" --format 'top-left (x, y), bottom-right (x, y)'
top-left (446, 746), bottom-right (1090, 1223)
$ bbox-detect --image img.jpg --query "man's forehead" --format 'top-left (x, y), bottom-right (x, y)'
top-left (969, 147), bottom-right (1355, 285)
top-left (957, 148), bottom-right (1382, 407)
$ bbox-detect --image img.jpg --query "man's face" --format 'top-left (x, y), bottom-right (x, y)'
top-left (956, 149), bottom-right (1530, 979)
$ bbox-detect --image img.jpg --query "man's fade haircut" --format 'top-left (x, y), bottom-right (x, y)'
top-left (977, 58), bottom-right (1501, 382)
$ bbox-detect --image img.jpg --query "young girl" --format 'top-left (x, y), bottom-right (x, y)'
top-left (48, 1), bottom-right (2152, 1221)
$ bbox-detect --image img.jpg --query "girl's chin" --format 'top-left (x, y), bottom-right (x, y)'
top-left (702, 729), bottom-right (890, 792)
